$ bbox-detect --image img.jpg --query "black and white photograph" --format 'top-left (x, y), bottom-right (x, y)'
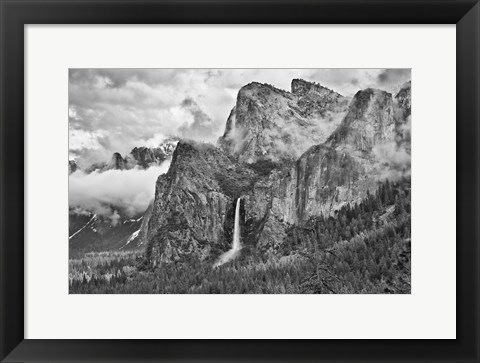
top-left (68, 68), bottom-right (411, 294)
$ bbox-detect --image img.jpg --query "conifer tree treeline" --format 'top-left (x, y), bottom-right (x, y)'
top-left (70, 179), bottom-right (411, 294)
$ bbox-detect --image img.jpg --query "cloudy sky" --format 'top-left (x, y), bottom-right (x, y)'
top-left (69, 68), bottom-right (410, 168)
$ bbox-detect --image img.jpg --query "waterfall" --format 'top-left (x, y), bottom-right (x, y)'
top-left (232, 197), bottom-right (241, 251)
top-left (214, 197), bottom-right (242, 267)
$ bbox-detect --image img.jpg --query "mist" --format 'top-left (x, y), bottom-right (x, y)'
top-left (224, 109), bottom-right (347, 162)
top-left (69, 161), bottom-right (170, 218)
top-left (372, 141), bottom-right (411, 181)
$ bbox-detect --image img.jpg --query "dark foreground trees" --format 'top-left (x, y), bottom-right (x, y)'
top-left (70, 178), bottom-right (411, 294)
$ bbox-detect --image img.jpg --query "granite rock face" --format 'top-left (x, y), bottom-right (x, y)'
top-left (144, 141), bottom-right (248, 263)
top-left (239, 86), bottom-right (408, 252)
top-left (394, 81), bottom-right (411, 118)
top-left (219, 80), bottom-right (349, 163)
top-left (327, 88), bottom-right (395, 153)
top-left (144, 78), bottom-right (411, 264)
top-left (291, 78), bottom-right (350, 117)
top-left (394, 81), bottom-right (411, 151)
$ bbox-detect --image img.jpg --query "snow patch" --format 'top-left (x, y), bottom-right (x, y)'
top-left (69, 215), bottom-right (96, 240)
top-left (124, 229), bottom-right (140, 246)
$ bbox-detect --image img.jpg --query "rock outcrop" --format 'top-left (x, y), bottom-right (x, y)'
top-left (219, 80), bottom-right (349, 163)
top-left (393, 81), bottom-right (411, 150)
top-left (108, 152), bottom-right (127, 170)
top-left (327, 88), bottom-right (395, 153)
top-left (127, 138), bottom-right (178, 169)
top-left (145, 141), bottom-right (253, 263)
top-left (291, 78), bottom-right (350, 117)
top-left (394, 81), bottom-right (411, 118)
top-left (239, 86), bottom-right (407, 253)
top-left (69, 160), bottom-right (79, 174)
top-left (85, 138), bottom-right (178, 173)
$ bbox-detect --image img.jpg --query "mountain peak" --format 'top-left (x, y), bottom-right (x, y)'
top-left (291, 78), bottom-right (339, 96)
top-left (394, 81), bottom-right (411, 118)
top-left (238, 81), bottom-right (292, 100)
top-left (328, 88), bottom-right (394, 152)
top-left (82, 138), bottom-right (179, 174)
top-left (292, 78), bottom-right (349, 119)
top-left (397, 80), bottom-right (411, 92)
top-left (107, 152), bottom-right (126, 170)
top-left (68, 160), bottom-right (79, 174)
top-left (219, 79), bottom-right (349, 163)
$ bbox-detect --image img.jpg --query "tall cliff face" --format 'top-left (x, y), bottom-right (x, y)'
top-left (232, 86), bottom-right (407, 254)
top-left (394, 81), bottom-right (411, 151)
top-left (290, 85), bottom-right (411, 223)
top-left (145, 141), bottom-right (258, 263)
top-left (241, 165), bottom-right (296, 254)
top-left (240, 148), bottom-right (373, 255)
top-left (144, 79), bottom-right (411, 264)
top-left (219, 80), bottom-right (349, 163)
top-left (394, 81), bottom-right (411, 118)
top-left (327, 88), bottom-right (395, 153)
top-left (294, 145), bottom-right (369, 221)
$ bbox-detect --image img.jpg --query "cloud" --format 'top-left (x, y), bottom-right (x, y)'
top-left (109, 210), bottom-right (121, 226)
top-left (178, 97), bottom-right (221, 141)
top-left (143, 132), bottom-right (167, 148)
top-left (372, 141), bottom-right (411, 181)
top-left (223, 103), bottom-right (347, 162)
top-left (69, 69), bottom-right (411, 167)
top-left (69, 129), bottom-right (107, 152)
top-left (376, 69), bottom-right (411, 92)
top-left (69, 161), bottom-right (170, 218)
top-left (69, 69), bottom-right (180, 88)
top-left (69, 69), bottom-right (229, 164)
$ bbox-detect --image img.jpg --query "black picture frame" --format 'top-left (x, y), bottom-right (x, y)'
top-left (1, 1), bottom-right (479, 362)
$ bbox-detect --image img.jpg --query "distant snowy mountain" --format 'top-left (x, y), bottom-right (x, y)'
top-left (71, 137), bottom-right (179, 174)
top-left (69, 210), bottom-right (145, 258)
top-left (68, 138), bottom-right (178, 258)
